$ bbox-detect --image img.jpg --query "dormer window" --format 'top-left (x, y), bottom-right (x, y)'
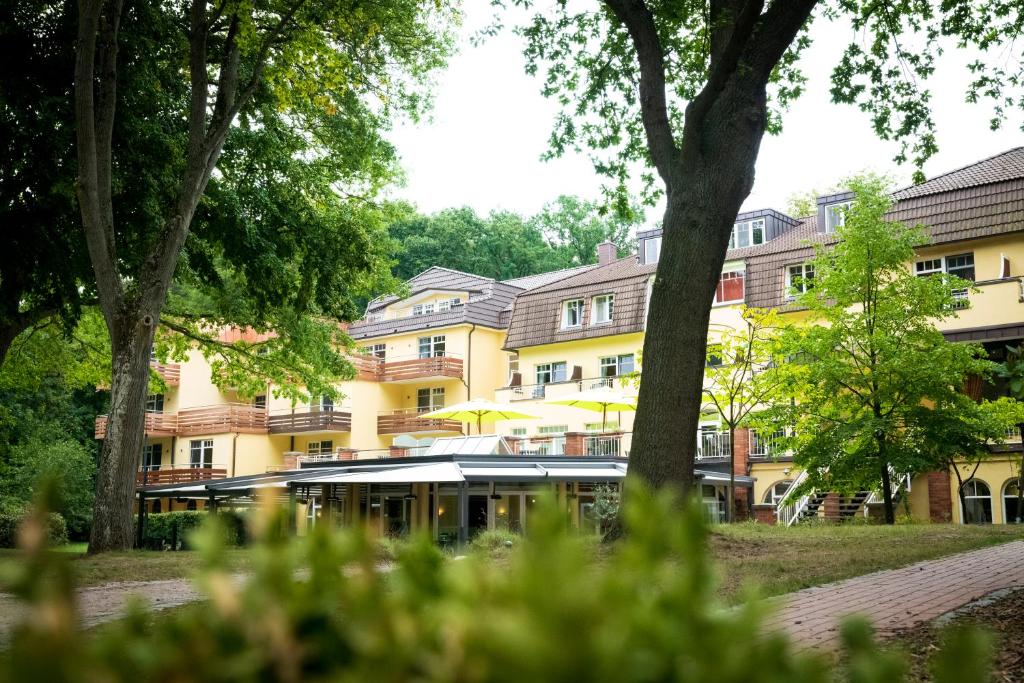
top-left (729, 218), bottom-right (765, 249)
top-left (412, 302), bottom-right (435, 316)
top-left (437, 297), bottom-right (462, 312)
top-left (785, 263), bottom-right (815, 300)
top-left (644, 236), bottom-right (662, 264)
top-left (562, 299), bottom-right (584, 328)
top-left (592, 294), bottom-right (614, 324)
top-left (824, 201), bottom-right (851, 233)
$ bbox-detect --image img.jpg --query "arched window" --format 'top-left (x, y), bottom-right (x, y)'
top-left (763, 480), bottom-right (794, 506)
top-left (1003, 480), bottom-right (1022, 524)
top-left (961, 479), bottom-right (992, 524)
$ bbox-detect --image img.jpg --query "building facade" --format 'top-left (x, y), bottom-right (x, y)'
top-left (104, 149), bottom-right (1024, 528)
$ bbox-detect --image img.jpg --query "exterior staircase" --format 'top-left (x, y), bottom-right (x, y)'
top-left (777, 468), bottom-right (911, 525)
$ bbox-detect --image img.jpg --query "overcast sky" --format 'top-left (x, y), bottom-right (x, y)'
top-left (386, 6), bottom-right (1023, 227)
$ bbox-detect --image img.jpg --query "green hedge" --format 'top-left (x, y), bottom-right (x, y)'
top-left (137, 511), bottom-right (247, 550)
top-left (0, 502), bottom-right (68, 548)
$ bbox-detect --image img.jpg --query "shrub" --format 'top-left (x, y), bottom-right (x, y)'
top-left (0, 501), bottom-right (67, 548)
top-left (0, 485), bottom-right (994, 682)
top-left (137, 511), bottom-right (247, 550)
top-left (469, 528), bottom-right (520, 554)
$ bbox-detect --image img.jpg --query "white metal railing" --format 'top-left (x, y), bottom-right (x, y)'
top-left (748, 429), bottom-right (783, 457)
top-left (776, 470), bottom-right (812, 526)
top-left (1006, 425), bottom-right (1022, 439)
top-left (696, 431), bottom-right (731, 459)
top-left (863, 467), bottom-right (912, 511)
top-left (518, 437), bottom-right (565, 456)
top-left (584, 434), bottom-right (623, 457)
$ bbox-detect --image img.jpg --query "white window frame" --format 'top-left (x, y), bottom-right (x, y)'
top-left (592, 294), bottom-right (614, 325)
top-left (535, 361), bottom-right (568, 385)
top-left (411, 302), bottom-right (436, 316)
top-left (189, 439), bottom-right (213, 469)
top-left (418, 334), bottom-right (446, 359)
top-left (142, 443), bottom-right (163, 471)
top-left (960, 479), bottom-right (993, 524)
top-left (562, 299), bottom-right (584, 329)
top-left (416, 387), bottom-right (445, 412)
top-left (599, 354), bottom-right (634, 377)
top-left (785, 263), bottom-right (815, 300)
top-left (916, 253), bottom-right (975, 307)
top-left (644, 236), bottom-right (662, 264)
top-left (307, 440), bottom-right (334, 456)
top-left (824, 201), bottom-right (851, 234)
top-left (729, 218), bottom-right (766, 249)
top-left (437, 297), bottom-right (462, 312)
top-left (713, 268), bottom-right (746, 305)
top-left (145, 393), bottom-right (164, 413)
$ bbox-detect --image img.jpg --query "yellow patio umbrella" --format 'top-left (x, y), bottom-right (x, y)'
top-left (544, 386), bottom-right (637, 432)
top-left (418, 398), bottom-right (541, 434)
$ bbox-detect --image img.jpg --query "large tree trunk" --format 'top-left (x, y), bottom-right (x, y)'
top-left (88, 312), bottom-right (154, 552)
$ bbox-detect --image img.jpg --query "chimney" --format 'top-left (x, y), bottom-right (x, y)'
top-left (597, 241), bottom-right (617, 265)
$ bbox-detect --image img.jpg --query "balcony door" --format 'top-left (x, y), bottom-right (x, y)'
top-left (417, 387), bottom-right (445, 414)
top-left (418, 335), bottom-right (446, 359)
top-left (189, 439), bottom-right (214, 469)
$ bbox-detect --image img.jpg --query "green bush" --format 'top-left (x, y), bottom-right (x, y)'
top-left (137, 511), bottom-right (247, 550)
top-left (0, 501), bottom-right (67, 548)
top-left (0, 485), bottom-right (995, 682)
top-left (469, 528), bottom-right (520, 554)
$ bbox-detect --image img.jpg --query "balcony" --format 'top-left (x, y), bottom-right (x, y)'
top-left (500, 375), bottom-right (634, 402)
top-left (151, 361), bottom-right (181, 386)
top-left (176, 404), bottom-right (267, 435)
top-left (350, 354), bottom-right (384, 381)
top-left (696, 431), bottom-right (731, 460)
top-left (136, 464), bottom-right (227, 487)
top-left (267, 407), bottom-right (352, 434)
top-left (584, 433), bottom-right (624, 457)
top-left (939, 276), bottom-right (1024, 332)
top-left (95, 411), bottom-right (178, 439)
top-left (377, 408), bottom-right (463, 435)
top-left (380, 354), bottom-right (463, 383)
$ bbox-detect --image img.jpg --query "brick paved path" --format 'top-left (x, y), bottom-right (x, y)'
top-left (763, 540), bottom-right (1024, 651)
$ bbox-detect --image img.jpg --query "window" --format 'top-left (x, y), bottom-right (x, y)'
top-left (310, 395), bottom-right (334, 412)
top-left (368, 343), bottom-right (386, 359)
top-left (253, 395), bottom-right (267, 409)
top-left (509, 427), bottom-right (527, 437)
top-left (763, 480), bottom-right (794, 506)
top-left (418, 335), bottom-right (446, 359)
top-left (916, 253), bottom-right (975, 307)
top-left (599, 354), bottom-right (635, 377)
top-left (307, 440), bottom-right (334, 456)
top-left (142, 443), bottom-right (163, 471)
top-left (961, 479), bottom-right (992, 524)
top-left (507, 352), bottom-right (519, 383)
top-left (824, 201), bottom-right (851, 233)
top-left (714, 271), bottom-right (745, 304)
top-left (785, 264), bottom-right (815, 300)
top-left (145, 393), bottom-right (164, 413)
top-left (536, 425), bottom-right (568, 455)
top-left (585, 421), bottom-right (619, 432)
top-left (416, 387), bottom-right (445, 413)
top-left (592, 294), bottom-right (614, 324)
top-left (1003, 481), bottom-right (1021, 524)
top-left (729, 218), bottom-right (765, 249)
top-left (437, 297), bottom-right (462, 312)
top-left (706, 345), bottom-right (723, 368)
top-left (189, 439), bottom-right (213, 469)
top-left (535, 362), bottom-right (568, 385)
top-left (411, 302), bottom-right (435, 316)
top-left (562, 299), bottom-right (584, 328)
top-left (644, 236), bottom-right (662, 263)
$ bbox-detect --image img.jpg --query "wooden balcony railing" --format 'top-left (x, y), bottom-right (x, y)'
top-left (267, 408), bottom-right (352, 434)
top-left (95, 411), bottom-right (178, 439)
top-left (176, 404), bottom-right (267, 435)
top-left (152, 361), bottom-right (181, 385)
top-left (380, 355), bottom-right (463, 383)
top-left (136, 465), bottom-right (227, 487)
top-left (377, 408), bottom-right (463, 435)
top-left (350, 354), bottom-right (384, 381)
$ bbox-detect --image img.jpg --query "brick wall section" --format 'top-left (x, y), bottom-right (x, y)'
top-left (564, 432), bottom-right (586, 457)
top-left (927, 470), bottom-right (953, 522)
top-left (732, 428), bottom-right (751, 520)
top-left (752, 504), bottom-right (777, 525)
top-left (822, 493), bottom-right (841, 521)
top-left (282, 452), bottom-right (301, 470)
top-left (389, 446), bottom-right (409, 458)
top-left (337, 448), bottom-right (357, 461)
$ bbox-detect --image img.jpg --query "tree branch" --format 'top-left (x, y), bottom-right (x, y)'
top-left (602, 0), bottom-right (678, 183)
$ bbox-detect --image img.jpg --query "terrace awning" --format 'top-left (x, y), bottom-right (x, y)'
top-left (300, 462), bottom-right (465, 485)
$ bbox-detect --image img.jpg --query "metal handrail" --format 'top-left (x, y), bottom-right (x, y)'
top-left (776, 470), bottom-right (811, 526)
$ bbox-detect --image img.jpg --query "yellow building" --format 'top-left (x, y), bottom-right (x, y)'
top-left (105, 148), bottom-right (1024, 528)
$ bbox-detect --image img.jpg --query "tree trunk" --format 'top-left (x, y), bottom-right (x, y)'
top-left (88, 312), bottom-right (155, 552)
top-left (879, 452), bottom-right (895, 525)
top-left (727, 425), bottom-right (736, 522)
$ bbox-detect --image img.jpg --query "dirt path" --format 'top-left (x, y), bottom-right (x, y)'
top-left (0, 576), bottom-right (213, 639)
top-left (762, 539), bottom-right (1024, 651)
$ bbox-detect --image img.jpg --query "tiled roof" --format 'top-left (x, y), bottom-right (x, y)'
top-left (893, 147), bottom-right (1024, 200)
top-left (366, 266), bottom-right (495, 313)
top-left (501, 263), bottom-right (600, 290)
top-left (504, 257), bottom-right (656, 350)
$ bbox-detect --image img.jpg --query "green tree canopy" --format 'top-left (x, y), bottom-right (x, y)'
top-left (759, 176), bottom-right (1000, 523)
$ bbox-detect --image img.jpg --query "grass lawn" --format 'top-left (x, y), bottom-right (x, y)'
top-left (710, 522), bottom-right (1024, 603)
top-left (0, 547), bottom-right (253, 588)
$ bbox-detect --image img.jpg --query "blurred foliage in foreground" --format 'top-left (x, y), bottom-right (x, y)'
top-left (0, 484), bottom-right (994, 682)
